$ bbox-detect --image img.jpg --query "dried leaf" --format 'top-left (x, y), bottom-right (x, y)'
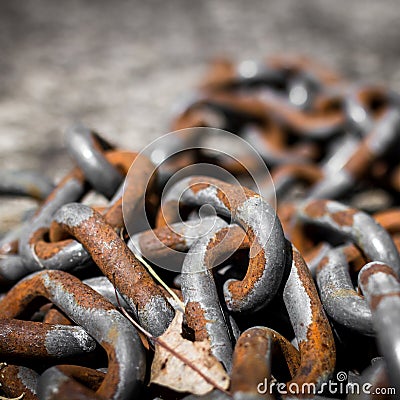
top-left (150, 312), bottom-right (230, 395)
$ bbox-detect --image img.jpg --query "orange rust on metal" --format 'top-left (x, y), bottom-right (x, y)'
top-left (199, 58), bottom-right (237, 90)
top-left (186, 181), bottom-right (212, 195)
top-left (201, 55), bottom-right (343, 90)
top-left (315, 244), bottom-right (363, 277)
top-left (359, 263), bottom-right (400, 311)
top-left (54, 208), bottom-right (169, 311)
top-left (0, 277), bottom-right (45, 319)
top-left (43, 308), bottom-right (73, 325)
top-left (155, 177), bottom-right (255, 229)
top-left (0, 270), bottom-right (126, 400)
top-left (48, 220), bottom-right (73, 242)
top-left (230, 328), bottom-right (273, 396)
top-left (56, 365), bottom-right (105, 392)
top-left (291, 141), bottom-right (320, 160)
top-left (394, 235), bottom-right (400, 251)
top-left (185, 301), bottom-right (210, 342)
top-left (171, 108), bottom-right (217, 131)
top-left (272, 164), bottom-right (324, 185)
top-left (157, 176), bottom-right (276, 310)
top-left (304, 200), bottom-right (327, 218)
top-left (278, 203), bottom-right (315, 257)
top-left (0, 319), bottom-right (69, 359)
top-left (270, 330), bottom-right (301, 378)
top-left (187, 223), bottom-right (263, 316)
top-left (156, 179), bottom-right (238, 227)
top-left (137, 225), bottom-right (188, 257)
top-left (188, 177), bottom-right (255, 212)
top-left (0, 271), bottom-right (115, 320)
top-left (231, 327), bottom-right (301, 396)
top-left (28, 167), bottom-right (86, 257)
top-left (315, 256), bottom-right (330, 275)
top-left (289, 248), bottom-right (336, 387)
top-left (197, 89), bottom-right (346, 134)
top-left (226, 233), bottom-right (266, 303)
top-left (277, 202), bottom-right (297, 234)
top-left (330, 209), bottom-right (357, 227)
top-left (257, 120), bottom-right (287, 148)
top-left (47, 151), bottom-right (139, 241)
top-left (359, 263), bottom-right (399, 286)
top-left (0, 364), bottom-right (38, 400)
top-left (158, 176), bottom-right (277, 308)
top-left (262, 96), bottom-right (345, 133)
top-left (319, 244), bottom-right (367, 280)
top-left (344, 104), bottom-right (396, 180)
top-left (139, 223), bottom-right (248, 263)
top-left (43, 371), bottom-right (101, 400)
top-left (303, 243), bottom-right (367, 273)
top-left (204, 225), bottom-right (249, 267)
top-left (355, 86), bottom-right (389, 118)
top-left (202, 93), bottom-right (269, 121)
top-left (30, 227), bottom-right (74, 260)
top-left (104, 150), bottom-right (136, 175)
top-left (255, 126), bottom-right (320, 163)
top-left (312, 92), bottom-right (343, 114)
top-left (208, 152), bottom-right (260, 177)
top-left (374, 209), bottom-right (400, 234)
top-left (267, 55), bottom-right (343, 86)
top-left (91, 131), bottom-right (111, 154)
top-left (246, 123), bottom-right (319, 164)
top-left (159, 286), bottom-right (182, 306)
top-left (155, 199), bottom-right (180, 228)
top-left (371, 160), bottom-right (390, 182)
top-left (390, 165), bottom-right (400, 192)
top-left (342, 243), bottom-right (366, 273)
top-left (24, 184), bottom-right (44, 201)
top-left (343, 243), bottom-right (363, 262)
top-left (344, 143), bottom-right (374, 179)
top-left (370, 292), bottom-right (400, 314)
top-left (32, 150), bottom-right (156, 262)
top-left (0, 239), bottom-right (19, 255)
top-left (298, 242), bottom-right (326, 266)
top-left (162, 152), bottom-right (198, 178)
top-left (103, 151), bottom-right (141, 229)
top-left (56, 271), bottom-right (113, 311)
top-left (209, 226), bottom-right (248, 249)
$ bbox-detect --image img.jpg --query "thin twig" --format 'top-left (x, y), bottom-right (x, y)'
top-left (133, 252), bottom-right (185, 312)
top-left (119, 227), bottom-right (185, 312)
top-left (30, 244), bottom-right (45, 269)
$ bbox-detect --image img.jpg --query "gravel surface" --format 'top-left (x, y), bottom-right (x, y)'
top-left (0, 0), bottom-right (399, 226)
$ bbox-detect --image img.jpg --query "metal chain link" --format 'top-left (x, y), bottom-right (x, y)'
top-left (1, 55), bottom-right (400, 399)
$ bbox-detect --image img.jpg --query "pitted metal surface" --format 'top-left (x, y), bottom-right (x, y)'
top-left (1, 53), bottom-right (400, 398)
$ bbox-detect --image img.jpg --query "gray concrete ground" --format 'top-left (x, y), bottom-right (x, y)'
top-left (0, 0), bottom-right (400, 228)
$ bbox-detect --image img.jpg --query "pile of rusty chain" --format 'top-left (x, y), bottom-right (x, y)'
top-left (0, 55), bottom-right (400, 400)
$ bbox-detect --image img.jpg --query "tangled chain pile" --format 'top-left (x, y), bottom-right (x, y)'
top-left (0, 56), bottom-right (400, 400)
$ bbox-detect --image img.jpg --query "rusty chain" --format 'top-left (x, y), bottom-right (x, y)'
top-left (1, 55), bottom-right (400, 399)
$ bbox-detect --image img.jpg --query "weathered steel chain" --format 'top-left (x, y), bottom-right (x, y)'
top-left (0, 55), bottom-right (400, 399)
